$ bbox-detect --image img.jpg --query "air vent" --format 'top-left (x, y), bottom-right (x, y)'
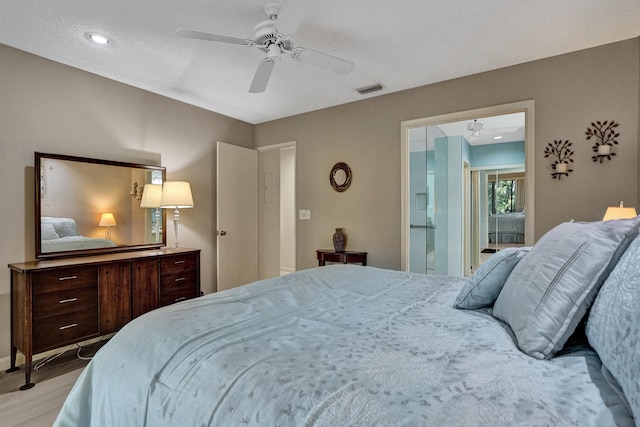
top-left (356, 83), bottom-right (383, 95)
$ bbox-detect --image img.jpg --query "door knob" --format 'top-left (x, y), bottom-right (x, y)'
top-left (217, 230), bottom-right (227, 236)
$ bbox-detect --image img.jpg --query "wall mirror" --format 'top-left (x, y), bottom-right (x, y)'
top-left (35, 152), bottom-right (166, 259)
top-left (330, 162), bottom-right (352, 192)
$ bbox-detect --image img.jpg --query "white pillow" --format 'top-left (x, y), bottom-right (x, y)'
top-left (41, 217), bottom-right (80, 237)
top-left (41, 223), bottom-right (60, 240)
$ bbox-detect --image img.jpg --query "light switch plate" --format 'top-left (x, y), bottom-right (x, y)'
top-left (298, 209), bottom-right (311, 220)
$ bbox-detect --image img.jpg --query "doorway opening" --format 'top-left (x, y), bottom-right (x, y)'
top-left (400, 101), bottom-right (535, 276)
top-left (257, 142), bottom-right (297, 279)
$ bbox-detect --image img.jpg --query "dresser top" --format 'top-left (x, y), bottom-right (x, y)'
top-left (8, 247), bottom-right (200, 273)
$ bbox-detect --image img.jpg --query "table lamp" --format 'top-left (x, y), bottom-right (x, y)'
top-left (602, 201), bottom-right (637, 221)
top-left (160, 181), bottom-right (194, 249)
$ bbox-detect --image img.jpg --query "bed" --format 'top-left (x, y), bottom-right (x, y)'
top-left (41, 217), bottom-right (116, 252)
top-left (54, 218), bottom-right (640, 426)
top-left (488, 211), bottom-right (525, 243)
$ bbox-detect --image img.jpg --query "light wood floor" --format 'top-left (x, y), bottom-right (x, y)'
top-left (0, 368), bottom-right (83, 426)
top-left (0, 342), bottom-right (104, 426)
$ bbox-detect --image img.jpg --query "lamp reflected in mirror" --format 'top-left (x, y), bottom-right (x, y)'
top-left (99, 212), bottom-right (116, 240)
top-left (140, 184), bottom-right (163, 243)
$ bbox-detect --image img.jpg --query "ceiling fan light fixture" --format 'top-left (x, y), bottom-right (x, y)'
top-left (267, 43), bottom-right (281, 61)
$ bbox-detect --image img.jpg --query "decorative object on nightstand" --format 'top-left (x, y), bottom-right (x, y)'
top-left (603, 201), bottom-right (637, 221)
top-left (160, 181), bottom-right (194, 249)
top-left (330, 162), bottom-right (352, 192)
top-left (333, 227), bottom-right (347, 251)
top-left (98, 212), bottom-right (116, 240)
top-left (586, 120), bottom-right (619, 163)
top-left (543, 139), bottom-right (574, 179)
top-left (140, 183), bottom-right (163, 243)
top-left (316, 249), bottom-right (367, 266)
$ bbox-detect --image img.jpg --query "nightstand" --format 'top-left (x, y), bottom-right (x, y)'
top-left (316, 250), bottom-right (367, 266)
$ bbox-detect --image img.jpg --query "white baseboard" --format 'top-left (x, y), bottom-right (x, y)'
top-left (280, 267), bottom-right (295, 276)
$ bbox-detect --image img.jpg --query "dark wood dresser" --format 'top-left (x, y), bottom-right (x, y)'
top-left (6, 248), bottom-right (200, 390)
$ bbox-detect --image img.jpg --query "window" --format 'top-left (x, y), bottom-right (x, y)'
top-left (488, 172), bottom-right (525, 214)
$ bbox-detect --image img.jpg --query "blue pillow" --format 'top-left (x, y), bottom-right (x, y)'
top-left (493, 217), bottom-right (640, 359)
top-left (454, 247), bottom-right (529, 309)
top-left (586, 234), bottom-right (640, 421)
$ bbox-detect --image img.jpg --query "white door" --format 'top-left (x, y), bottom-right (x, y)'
top-left (216, 141), bottom-right (258, 291)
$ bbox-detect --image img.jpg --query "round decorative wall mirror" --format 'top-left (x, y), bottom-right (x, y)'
top-left (330, 162), bottom-right (352, 192)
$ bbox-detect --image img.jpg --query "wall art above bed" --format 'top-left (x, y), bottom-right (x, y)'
top-left (587, 120), bottom-right (620, 163)
top-left (544, 139), bottom-right (574, 179)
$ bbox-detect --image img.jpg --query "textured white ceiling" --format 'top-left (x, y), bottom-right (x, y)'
top-left (1, 0), bottom-right (639, 124)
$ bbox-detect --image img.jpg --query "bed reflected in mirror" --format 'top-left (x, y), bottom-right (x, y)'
top-left (35, 152), bottom-right (166, 259)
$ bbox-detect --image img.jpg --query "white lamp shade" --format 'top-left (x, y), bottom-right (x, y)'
top-left (140, 184), bottom-right (163, 208)
top-left (99, 212), bottom-right (117, 226)
top-left (160, 181), bottom-right (194, 208)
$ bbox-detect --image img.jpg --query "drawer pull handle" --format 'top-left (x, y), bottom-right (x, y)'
top-left (174, 277), bottom-right (186, 282)
top-left (174, 260), bottom-right (186, 264)
top-left (174, 297), bottom-right (187, 303)
top-left (58, 275), bottom-right (78, 281)
top-left (59, 323), bottom-right (78, 330)
top-left (59, 298), bottom-right (78, 304)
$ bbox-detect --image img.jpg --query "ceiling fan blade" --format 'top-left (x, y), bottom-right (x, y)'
top-left (249, 59), bottom-right (276, 93)
top-left (176, 28), bottom-right (251, 46)
top-left (292, 48), bottom-right (354, 75)
top-left (276, 0), bottom-right (318, 35)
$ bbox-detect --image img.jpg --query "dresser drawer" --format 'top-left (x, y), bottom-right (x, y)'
top-left (160, 284), bottom-right (199, 306)
top-left (160, 254), bottom-right (198, 275)
top-left (159, 252), bottom-right (199, 306)
top-left (33, 309), bottom-right (98, 353)
top-left (160, 269), bottom-right (198, 303)
top-left (32, 286), bottom-right (97, 320)
top-left (32, 266), bottom-right (98, 293)
top-left (160, 268), bottom-right (198, 288)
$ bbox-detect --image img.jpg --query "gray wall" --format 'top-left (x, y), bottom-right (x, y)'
top-left (255, 37), bottom-right (640, 270)
top-left (0, 43), bottom-right (253, 361)
top-left (0, 37), bottom-right (639, 362)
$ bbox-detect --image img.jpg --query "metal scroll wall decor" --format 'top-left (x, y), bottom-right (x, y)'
top-left (544, 139), bottom-right (574, 179)
top-left (586, 120), bottom-right (620, 163)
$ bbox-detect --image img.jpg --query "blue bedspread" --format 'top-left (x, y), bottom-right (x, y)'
top-left (54, 265), bottom-right (633, 426)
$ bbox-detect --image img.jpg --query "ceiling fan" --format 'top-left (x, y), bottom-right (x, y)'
top-left (176, 0), bottom-right (355, 93)
top-left (466, 119), bottom-right (485, 139)
top-left (466, 119), bottom-right (520, 141)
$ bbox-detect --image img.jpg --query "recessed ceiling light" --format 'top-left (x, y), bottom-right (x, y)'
top-left (86, 32), bottom-right (111, 45)
top-left (493, 135), bottom-right (503, 140)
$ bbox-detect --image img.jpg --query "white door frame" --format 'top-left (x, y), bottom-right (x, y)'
top-left (400, 100), bottom-right (535, 272)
